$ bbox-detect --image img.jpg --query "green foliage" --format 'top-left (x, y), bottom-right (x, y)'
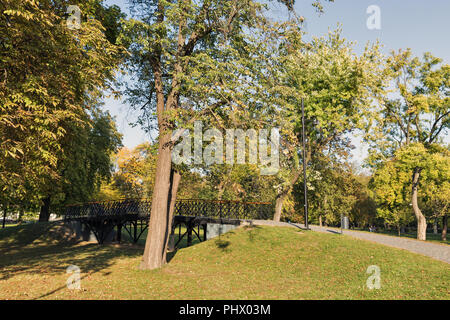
top-left (266, 24), bottom-right (385, 222)
top-left (282, 27), bottom-right (384, 151)
top-left (0, 0), bottom-right (124, 209)
top-left (292, 155), bottom-right (377, 227)
top-left (197, 164), bottom-right (278, 202)
top-left (117, 0), bottom-right (338, 145)
top-left (371, 143), bottom-right (450, 227)
top-left (365, 49), bottom-right (449, 234)
top-left (118, 0), bottom-right (270, 132)
top-left (366, 49), bottom-right (449, 166)
top-left (107, 142), bottom-right (278, 203)
top-left (111, 142), bottom-right (157, 199)
top-left (57, 108), bottom-right (123, 205)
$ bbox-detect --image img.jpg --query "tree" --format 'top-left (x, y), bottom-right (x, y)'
top-left (428, 183), bottom-right (449, 240)
top-left (119, 0), bottom-right (267, 269)
top-left (421, 146), bottom-right (450, 241)
top-left (292, 153), bottom-right (376, 228)
top-left (349, 174), bottom-right (377, 229)
top-left (118, 0), bottom-right (338, 269)
top-left (371, 143), bottom-right (449, 239)
top-left (62, 109), bottom-right (122, 199)
top-left (271, 26), bottom-right (385, 221)
top-left (38, 108), bottom-right (122, 219)
top-left (371, 158), bottom-right (415, 235)
top-left (0, 0), bottom-right (124, 218)
top-left (366, 49), bottom-right (449, 240)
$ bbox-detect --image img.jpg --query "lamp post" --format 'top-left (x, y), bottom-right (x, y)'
top-left (301, 98), bottom-right (309, 230)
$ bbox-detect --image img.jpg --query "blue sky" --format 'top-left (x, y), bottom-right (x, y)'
top-left (102, 0), bottom-right (450, 165)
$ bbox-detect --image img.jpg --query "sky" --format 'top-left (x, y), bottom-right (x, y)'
top-left (102, 0), bottom-right (450, 166)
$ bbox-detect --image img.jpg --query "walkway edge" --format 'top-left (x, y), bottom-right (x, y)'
top-left (245, 220), bottom-right (450, 264)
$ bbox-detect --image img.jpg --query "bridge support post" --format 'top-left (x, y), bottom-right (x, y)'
top-left (133, 221), bottom-right (138, 243)
top-left (187, 221), bottom-right (193, 247)
top-left (116, 223), bottom-right (122, 243)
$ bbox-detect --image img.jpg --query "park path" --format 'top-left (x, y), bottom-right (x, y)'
top-left (248, 220), bottom-right (450, 264)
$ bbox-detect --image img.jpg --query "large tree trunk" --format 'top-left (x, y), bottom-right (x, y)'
top-left (162, 169), bottom-right (181, 263)
top-left (38, 196), bottom-right (51, 222)
top-left (319, 213), bottom-right (323, 227)
top-left (442, 215), bottom-right (447, 241)
top-left (411, 167), bottom-right (426, 241)
top-left (273, 193), bottom-right (286, 222)
top-left (140, 133), bottom-right (174, 270)
top-left (140, 17), bottom-right (180, 268)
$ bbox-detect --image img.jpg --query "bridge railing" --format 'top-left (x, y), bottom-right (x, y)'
top-left (64, 198), bottom-right (274, 221)
top-left (64, 199), bottom-right (152, 220)
top-left (174, 199), bottom-right (273, 220)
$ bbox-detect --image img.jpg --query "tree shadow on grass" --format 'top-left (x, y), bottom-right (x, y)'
top-left (0, 222), bottom-right (70, 253)
top-left (1, 240), bottom-right (145, 300)
top-left (215, 238), bottom-right (231, 252)
top-left (0, 242), bottom-right (143, 280)
top-left (326, 229), bottom-right (342, 235)
top-left (0, 223), bottom-right (144, 284)
top-left (166, 250), bottom-right (177, 263)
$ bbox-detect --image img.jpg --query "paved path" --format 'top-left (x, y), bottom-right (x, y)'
top-left (248, 220), bottom-right (450, 264)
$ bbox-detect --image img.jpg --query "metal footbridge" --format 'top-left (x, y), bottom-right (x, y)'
top-left (63, 198), bottom-right (274, 245)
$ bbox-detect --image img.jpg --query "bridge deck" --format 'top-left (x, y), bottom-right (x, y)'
top-left (63, 199), bottom-right (273, 245)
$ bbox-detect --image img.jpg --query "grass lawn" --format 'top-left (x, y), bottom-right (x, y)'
top-left (0, 222), bottom-right (448, 300)
top-left (1, 224), bottom-right (19, 228)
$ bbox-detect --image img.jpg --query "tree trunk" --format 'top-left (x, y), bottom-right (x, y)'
top-left (273, 146), bottom-right (313, 223)
top-left (411, 167), bottom-right (426, 241)
top-left (140, 133), bottom-right (173, 270)
top-left (442, 215), bottom-right (447, 241)
top-left (433, 217), bottom-right (438, 234)
top-left (38, 196), bottom-right (51, 222)
top-left (321, 195), bottom-right (328, 227)
top-left (2, 204), bottom-right (6, 228)
top-left (273, 193), bottom-right (286, 222)
top-left (18, 207), bottom-right (24, 224)
top-left (162, 169), bottom-right (181, 263)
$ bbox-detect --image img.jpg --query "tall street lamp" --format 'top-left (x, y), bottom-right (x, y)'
top-left (301, 98), bottom-right (309, 230)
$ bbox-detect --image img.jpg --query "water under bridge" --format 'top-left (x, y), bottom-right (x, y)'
top-left (63, 198), bottom-right (274, 246)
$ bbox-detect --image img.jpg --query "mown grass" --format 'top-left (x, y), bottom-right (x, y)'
top-left (0, 222), bottom-right (448, 300)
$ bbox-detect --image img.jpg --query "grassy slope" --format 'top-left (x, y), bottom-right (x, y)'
top-left (0, 222), bottom-right (448, 300)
